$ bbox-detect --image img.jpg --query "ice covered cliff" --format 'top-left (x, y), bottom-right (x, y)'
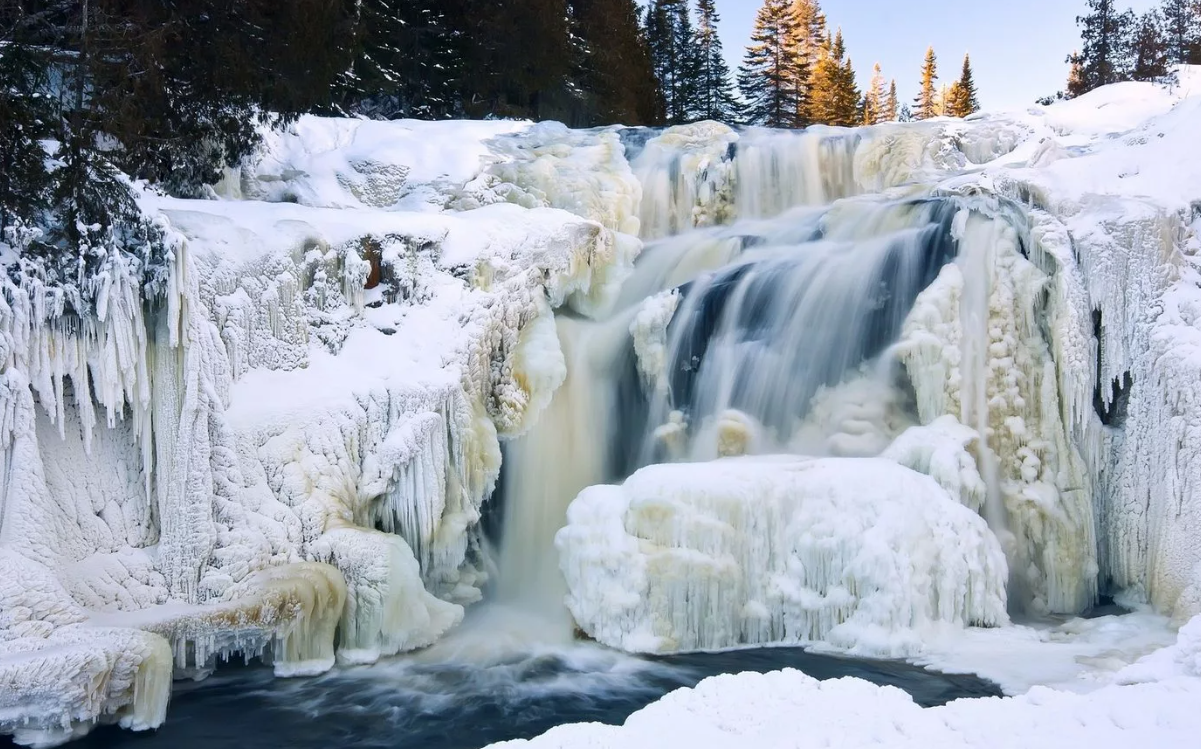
top-left (0, 119), bottom-right (639, 745)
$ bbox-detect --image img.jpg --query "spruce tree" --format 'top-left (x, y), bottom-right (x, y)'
top-left (1131, 10), bottom-right (1170, 81)
top-left (830, 32), bottom-right (861, 126)
top-left (789, 0), bottom-right (827, 126)
top-left (1160, 0), bottom-right (1201, 65)
top-left (914, 46), bottom-right (940, 120)
top-left (1071, 0), bottom-right (1135, 96)
top-left (461, 0), bottom-right (574, 120)
top-left (694, 0), bottom-right (741, 122)
top-left (338, 0), bottom-right (461, 119)
top-left (946, 54), bottom-right (980, 117)
top-left (805, 32), bottom-right (839, 124)
top-left (645, 0), bottom-right (700, 124)
top-left (572, 0), bottom-right (663, 125)
top-left (884, 79), bottom-right (900, 121)
top-left (738, 0), bottom-right (802, 127)
top-left (861, 64), bottom-right (886, 125)
top-left (0, 23), bottom-right (53, 235)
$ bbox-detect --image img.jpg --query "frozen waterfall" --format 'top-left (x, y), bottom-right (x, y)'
top-left (494, 120), bottom-right (1108, 654)
top-left (6, 78), bottom-right (1201, 744)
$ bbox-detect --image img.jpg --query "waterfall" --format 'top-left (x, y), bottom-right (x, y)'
top-left (491, 121), bottom-right (1088, 643)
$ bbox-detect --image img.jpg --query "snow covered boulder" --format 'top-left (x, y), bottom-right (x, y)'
top-left (556, 456), bottom-right (1008, 657)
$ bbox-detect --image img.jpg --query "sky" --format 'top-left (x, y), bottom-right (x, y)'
top-left (705, 0), bottom-right (1160, 110)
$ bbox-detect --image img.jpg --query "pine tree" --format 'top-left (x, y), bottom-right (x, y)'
top-left (805, 32), bottom-right (838, 124)
top-left (830, 32), bottom-right (861, 126)
top-left (461, 0), bottom-right (574, 120)
top-left (738, 0), bottom-right (802, 127)
top-left (862, 63), bottom-right (887, 125)
top-left (572, 0), bottom-right (664, 125)
top-left (884, 79), bottom-right (900, 121)
top-left (1131, 9), bottom-right (1170, 81)
top-left (1160, 0), bottom-right (1201, 65)
top-left (0, 22), bottom-right (54, 235)
top-left (946, 53), bottom-right (980, 117)
top-left (645, 0), bottom-right (701, 123)
top-left (338, 0), bottom-right (462, 119)
top-left (789, 0), bottom-right (827, 125)
top-left (1071, 0), bottom-right (1135, 96)
top-left (914, 46), bottom-right (939, 120)
top-left (694, 0), bottom-right (741, 122)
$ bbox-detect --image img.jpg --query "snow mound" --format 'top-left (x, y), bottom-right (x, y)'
top-left (484, 666), bottom-right (1201, 749)
top-left (219, 116), bottom-right (529, 210)
top-left (557, 456), bottom-right (1007, 657)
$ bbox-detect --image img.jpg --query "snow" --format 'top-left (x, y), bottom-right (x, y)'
top-left (484, 648), bottom-right (1201, 749)
top-left (217, 116), bottom-right (530, 210)
top-left (557, 456), bottom-right (1007, 657)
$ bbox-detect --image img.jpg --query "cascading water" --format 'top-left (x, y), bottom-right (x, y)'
top-left (492, 117), bottom-right (1099, 657)
top-left (491, 123), bottom-right (1026, 631)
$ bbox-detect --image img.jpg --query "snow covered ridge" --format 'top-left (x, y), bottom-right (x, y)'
top-left (0, 121), bottom-right (636, 744)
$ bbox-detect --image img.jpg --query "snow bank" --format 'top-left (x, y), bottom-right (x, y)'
top-left (484, 660), bottom-right (1201, 749)
top-left (217, 116), bottom-right (530, 210)
top-left (557, 456), bottom-right (1007, 657)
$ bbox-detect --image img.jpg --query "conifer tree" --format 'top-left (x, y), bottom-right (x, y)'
top-left (830, 33), bottom-right (862, 126)
top-left (0, 22), bottom-right (53, 235)
top-left (884, 79), bottom-right (900, 121)
top-left (805, 30), bottom-right (858, 126)
top-left (914, 46), bottom-right (940, 120)
top-left (1071, 0), bottom-right (1135, 96)
top-left (645, 0), bottom-right (701, 123)
top-left (946, 53), bottom-right (980, 117)
top-left (789, 0), bottom-right (827, 125)
top-left (862, 63), bottom-right (887, 125)
top-left (738, 0), bottom-right (802, 127)
top-left (694, 0), bottom-right (741, 122)
top-left (339, 0), bottom-right (461, 119)
top-left (1131, 9), bottom-right (1170, 81)
top-left (805, 32), bottom-right (838, 124)
top-left (572, 0), bottom-right (664, 125)
top-left (1160, 0), bottom-right (1201, 65)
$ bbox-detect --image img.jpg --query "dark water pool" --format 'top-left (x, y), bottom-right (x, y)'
top-left (52, 641), bottom-right (999, 749)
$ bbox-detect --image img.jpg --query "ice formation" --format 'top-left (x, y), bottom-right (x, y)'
top-left (4, 67), bottom-right (1201, 744)
top-left (557, 456), bottom-right (1007, 656)
top-left (0, 122), bottom-right (636, 744)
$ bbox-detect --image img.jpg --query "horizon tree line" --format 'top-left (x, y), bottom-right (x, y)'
top-left (1043, 0), bottom-right (1200, 102)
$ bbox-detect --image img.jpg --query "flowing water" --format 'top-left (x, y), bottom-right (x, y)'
top-left (64, 608), bottom-right (999, 749)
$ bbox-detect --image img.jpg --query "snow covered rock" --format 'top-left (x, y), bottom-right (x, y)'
top-left (557, 456), bottom-right (1007, 657)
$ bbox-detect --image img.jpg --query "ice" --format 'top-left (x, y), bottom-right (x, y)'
top-left (0, 113), bottom-right (634, 743)
top-left (557, 456), bottom-right (1007, 657)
